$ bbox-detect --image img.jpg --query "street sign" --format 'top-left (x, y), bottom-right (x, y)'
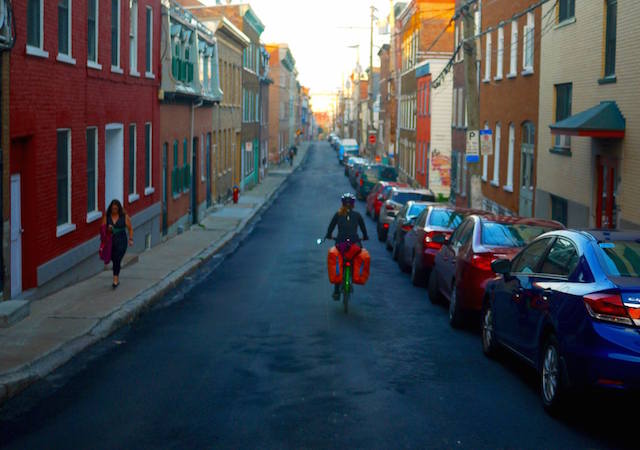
top-left (466, 130), bottom-right (480, 163)
top-left (480, 129), bottom-right (493, 156)
top-left (368, 134), bottom-right (376, 145)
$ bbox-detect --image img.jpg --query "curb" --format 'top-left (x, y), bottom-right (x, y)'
top-left (0, 144), bottom-right (312, 406)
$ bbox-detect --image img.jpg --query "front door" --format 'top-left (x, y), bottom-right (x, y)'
top-left (105, 125), bottom-right (124, 206)
top-left (519, 122), bottom-right (535, 217)
top-left (162, 143), bottom-right (168, 235)
top-left (206, 134), bottom-right (212, 207)
top-left (10, 175), bottom-right (22, 298)
top-left (191, 138), bottom-right (198, 224)
top-left (596, 155), bottom-right (618, 229)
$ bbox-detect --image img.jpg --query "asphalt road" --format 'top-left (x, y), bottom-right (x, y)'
top-left (0, 142), bottom-right (636, 449)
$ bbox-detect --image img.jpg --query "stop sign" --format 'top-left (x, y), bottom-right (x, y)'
top-left (368, 134), bottom-right (376, 145)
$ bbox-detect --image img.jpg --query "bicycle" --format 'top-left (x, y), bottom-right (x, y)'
top-left (317, 237), bottom-right (363, 314)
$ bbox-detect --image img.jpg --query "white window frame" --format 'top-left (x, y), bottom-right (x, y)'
top-left (128, 123), bottom-right (139, 203)
top-left (484, 32), bottom-right (492, 82)
top-left (86, 127), bottom-right (101, 222)
top-left (508, 21), bottom-right (518, 78)
top-left (523, 12), bottom-right (534, 75)
top-left (145, 6), bottom-right (154, 78)
top-left (457, 88), bottom-right (464, 129)
top-left (56, 128), bottom-right (76, 237)
top-left (112, 0), bottom-right (123, 73)
top-left (57, 0), bottom-right (76, 65)
top-left (144, 122), bottom-right (154, 194)
top-left (87, 0), bottom-right (101, 69)
top-left (129, 0), bottom-right (139, 76)
top-left (495, 26), bottom-right (504, 80)
top-left (505, 123), bottom-right (515, 191)
top-left (482, 123), bottom-right (489, 181)
top-left (27, 0), bottom-right (49, 58)
top-left (492, 123), bottom-right (501, 186)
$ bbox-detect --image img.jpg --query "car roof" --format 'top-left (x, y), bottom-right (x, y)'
top-left (342, 139), bottom-right (358, 146)
top-left (576, 229), bottom-right (640, 242)
top-left (391, 187), bottom-right (435, 195)
top-left (476, 214), bottom-right (564, 228)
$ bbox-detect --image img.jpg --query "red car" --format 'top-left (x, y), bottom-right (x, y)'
top-left (399, 206), bottom-right (487, 286)
top-left (428, 215), bottom-right (564, 328)
top-left (365, 181), bottom-right (408, 220)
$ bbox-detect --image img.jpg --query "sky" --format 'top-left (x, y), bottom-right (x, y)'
top-left (199, 0), bottom-right (395, 112)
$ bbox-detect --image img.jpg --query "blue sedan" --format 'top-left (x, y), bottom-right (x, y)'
top-left (482, 229), bottom-right (640, 412)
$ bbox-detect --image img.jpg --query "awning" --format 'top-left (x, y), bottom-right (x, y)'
top-left (550, 101), bottom-right (625, 138)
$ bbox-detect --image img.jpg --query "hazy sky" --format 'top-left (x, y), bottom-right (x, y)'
top-left (200, 0), bottom-right (395, 111)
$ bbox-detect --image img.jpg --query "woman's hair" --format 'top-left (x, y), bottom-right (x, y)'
top-left (107, 199), bottom-right (125, 217)
top-left (338, 205), bottom-right (352, 216)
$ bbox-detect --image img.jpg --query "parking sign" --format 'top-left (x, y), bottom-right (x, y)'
top-left (466, 130), bottom-right (480, 163)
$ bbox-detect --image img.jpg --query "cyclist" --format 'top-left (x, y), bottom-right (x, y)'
top-left (325, 193), bottom-right (369, 299)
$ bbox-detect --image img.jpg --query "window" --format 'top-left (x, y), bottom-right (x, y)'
top-left (484, 33), bottom-right (492, 81)
top-left (129, 0), bottom-right (138, 74)
top-left (145, 6), bottom-right (153, 76)
top-left (27, 0), bottom-right (45, 53)
top-left (86, 128), bottom-right (98, 214)
top-left (482, 223), bottom-right (555, 248)
top-left (200, 135), bottom-right (205, 181)
top-left (523, 12), bottom-right (534, 73)
top-left (551, 195), bottom-right (568, 226)
top-left (505, 123), bottom-right (515, 190)
top-left (540, 238), bottom-right (579, 277)
top-left (554, 83), bottom-right (572, 149)
top-left (521, 122), bottom-right (535, 191)
top-left (457, 88), bottom-right (464, 128)
top-left (57, 130), bottom-right (72, 227)
top-left (604, 0), bottom-right (617, 78)
top-left (111, 0), bottom-right (121, 69)
top-left (509, 22), bottom-right (518, 76)
top-left (597, 240), bottom-right (640, 278)
top-left (496, 26), bottom-right (504, 79)
top-left (512, 238), bottom-right (552, 274)
top-left (482, 122), bottom-right (489, 181)
top-left (452, 88), bottom-right (457, 127)
top-left (183, 138), bottom-right (189, 191)
top-left (58, 0), bottom-right (72, 60)
top-left (128, 124), bottom-right (137, 197)
top-left (558, 0), bottom-right (575, 23)
top-left (172, 140), bottom-right (179, 195)
top-left (88, 0), bottom-right (99, 65)
top-left (145, 123), bottom-right (152, 190)
top-left (492, 123), bottom-right (501, 185)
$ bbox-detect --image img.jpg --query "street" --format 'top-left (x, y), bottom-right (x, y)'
top-left (0, 142), bottom-right (635, 449)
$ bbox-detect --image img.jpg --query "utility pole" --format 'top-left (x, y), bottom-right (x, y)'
top-left (368, 5), bottom-right (376, 156)
top-left (462, 2), bottom-right (482, 209)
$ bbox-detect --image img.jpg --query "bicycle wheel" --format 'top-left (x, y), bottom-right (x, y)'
top-left (343, 290), bottom-right (349, 313)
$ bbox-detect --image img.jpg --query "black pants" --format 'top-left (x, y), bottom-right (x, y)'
top-left (112, 238), bottom-right (127, 276)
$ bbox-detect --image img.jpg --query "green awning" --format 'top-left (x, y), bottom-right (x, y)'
top-left (550, 101), bottom-right (625, 138)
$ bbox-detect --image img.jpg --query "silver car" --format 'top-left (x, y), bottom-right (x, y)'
top-left (377, 188), bottom-right (435, 242)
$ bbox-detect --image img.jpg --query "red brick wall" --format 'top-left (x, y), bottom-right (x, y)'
top-left (416, 74), bottom-right (431, 187)
top-left (10, 0), bottom-right (161, 289)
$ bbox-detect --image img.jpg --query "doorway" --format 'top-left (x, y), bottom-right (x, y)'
top-left (206, 133), bottom-right (212, 208)
top-left (105, 125), bottom-right (124, 207)
top-left (596, 155), bottom-right (618, 229)
top-left (191, 137), bottom-right (198, 224)
top-left (10, 175), bottom-right (22, 298)
top-left (519, 122), bottom-right (535, 217)
top-left (162, 143), bottom-right (168, 235)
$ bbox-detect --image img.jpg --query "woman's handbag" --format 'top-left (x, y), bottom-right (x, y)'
top-left (99, 224), bottom-right (112, 264)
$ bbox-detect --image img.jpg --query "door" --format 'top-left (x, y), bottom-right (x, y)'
top-left (162, 143), bottom-right (168, 236)
top-left (105, 126), bottom-right (124, 207)
top-left (10, 175), bottom-right (22, 298)
top-left (596, 155), bottom-right (618, 229)
top-left (206, 134), bottom-right (212, 207)
top-left (519, 122), bottom-right (535, 217)
top-left (191, 137), bottom-right (198, 224)
top-left (438, 219), bottom-right (473, 299)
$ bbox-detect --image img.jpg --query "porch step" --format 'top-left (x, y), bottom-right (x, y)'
top-left (0, 300), bottom-right (30, 328)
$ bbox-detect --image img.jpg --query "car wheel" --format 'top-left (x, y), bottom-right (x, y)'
top-left (385, 232), bottom-right (392, 250)
top-left (392, 236), bottom-right (399, 261)
top-left (481, 302), bottom-right (499, 358)
top-left (411, 255), bottom-right (426, 287)
top-left (541, 335), bottom-right (565, 413)
top-left (449, 283), bottom-right (465, 328)
top-left (398, 245), bottom-right (410, 273)
top-left (377, 223), bottom-right (384, 242)
top-left (428, 271), bottom-right (441, 304)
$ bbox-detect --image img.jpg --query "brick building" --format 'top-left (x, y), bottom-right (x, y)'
top-left (378, 44), bottom-right (392, 159)
top-left (10, 0), bottom-right (162, 298)
top-left (415, 65), bottom-right (431, 187)
top-left (158, 1), bottom-right (223, 237)
top-left (479, 0), bottom-right (541, 217)
top-left (266, 44), bottom-right (297, 164)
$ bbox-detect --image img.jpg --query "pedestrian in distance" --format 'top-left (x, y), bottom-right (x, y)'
top-left (102, 199), bottom-right (133, 289)
top-left (288, 146), bottom-right (295, 167)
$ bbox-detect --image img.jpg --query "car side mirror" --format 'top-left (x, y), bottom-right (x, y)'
top-left (491, 258), bottom-right (511, 275)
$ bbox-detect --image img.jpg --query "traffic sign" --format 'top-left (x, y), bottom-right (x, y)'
top-left (480, 129), bottom-right (493, 156)
top-left (368, 134), bottom-right (376, 145)
top-left (466, 130), bottom-right (480, 163)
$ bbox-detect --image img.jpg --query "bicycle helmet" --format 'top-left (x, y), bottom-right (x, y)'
top-left (341, 193), bottom-right (356, 207)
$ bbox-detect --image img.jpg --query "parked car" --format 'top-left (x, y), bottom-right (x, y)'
top-left (349, 160), bottom-right (370, 188)
top-left (428, 215), bottom-right (563, 328)
top-left (377, 188), bottom-right (436, 242)
top-left (338, 138), bottom-right (359, 164)
top-left (387, 202), bottom-right (433, 265)
top-left (332, 137), bottom-right (341, 151)
top-left (327, 133), bottom-right (336, 144)
top-left (400, 206), bottom-right (487, 286)
top-left (483, 229), bottom-right (640, 412)
top-left (344, 156), bottom-right (359, 176)
top-left (366, 182), bottom-right (408, 219)
top-left (356, 165), bottom-right (398, 199)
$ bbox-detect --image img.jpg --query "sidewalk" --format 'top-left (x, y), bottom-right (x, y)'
top-left (0, 143), bottom-right (312, 405)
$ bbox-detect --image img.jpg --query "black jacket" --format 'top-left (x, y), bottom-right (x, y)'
top-left (326, 210), bottom-right (368, 244)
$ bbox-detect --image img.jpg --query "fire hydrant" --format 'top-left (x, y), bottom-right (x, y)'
top-left (232, 186), bottom-right (239, 204)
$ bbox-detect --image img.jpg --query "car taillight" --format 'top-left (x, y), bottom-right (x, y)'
top-left (471, 253), bottom-right (496, 271)
top-left (385, 204), bottom-right (394, 210)
top-left (383, 223), bottom-right (389, 229)
top-left (424, 231), bottom-right (443, 250)
top-left (401, 224), bottom-right (413, 231)
top-left (360, 178), bottom-right (364, 187)
top-left (583, 293), bottom-right (636, 326)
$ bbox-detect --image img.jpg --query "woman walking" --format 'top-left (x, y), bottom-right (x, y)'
top-left (102, 199), bottom-right (133, 288)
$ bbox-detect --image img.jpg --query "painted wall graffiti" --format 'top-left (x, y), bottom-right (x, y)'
top-left (430, 148), bottom-right (451, 190)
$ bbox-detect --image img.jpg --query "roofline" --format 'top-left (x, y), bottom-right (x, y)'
top-left (217, 16), bottom-right (250, 46)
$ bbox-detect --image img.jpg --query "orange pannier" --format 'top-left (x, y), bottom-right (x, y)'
top-left (327, 246), bottom-right (343, 284)
top-left (352, 248), bottom-right (371, 285)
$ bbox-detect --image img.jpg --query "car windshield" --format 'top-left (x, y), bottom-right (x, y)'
top-left (392, 192), bottom-right (434, 204)
top-left (365, 166), bottom-right (397, 181)
top-left (428, 210), bottom-right (465, 229)
top-left (481, 222), bottom-right (556, 247)
top-left (407, 204), bottom-right (427, 218)
top-left (597, 240), bottom-right (640, 278)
